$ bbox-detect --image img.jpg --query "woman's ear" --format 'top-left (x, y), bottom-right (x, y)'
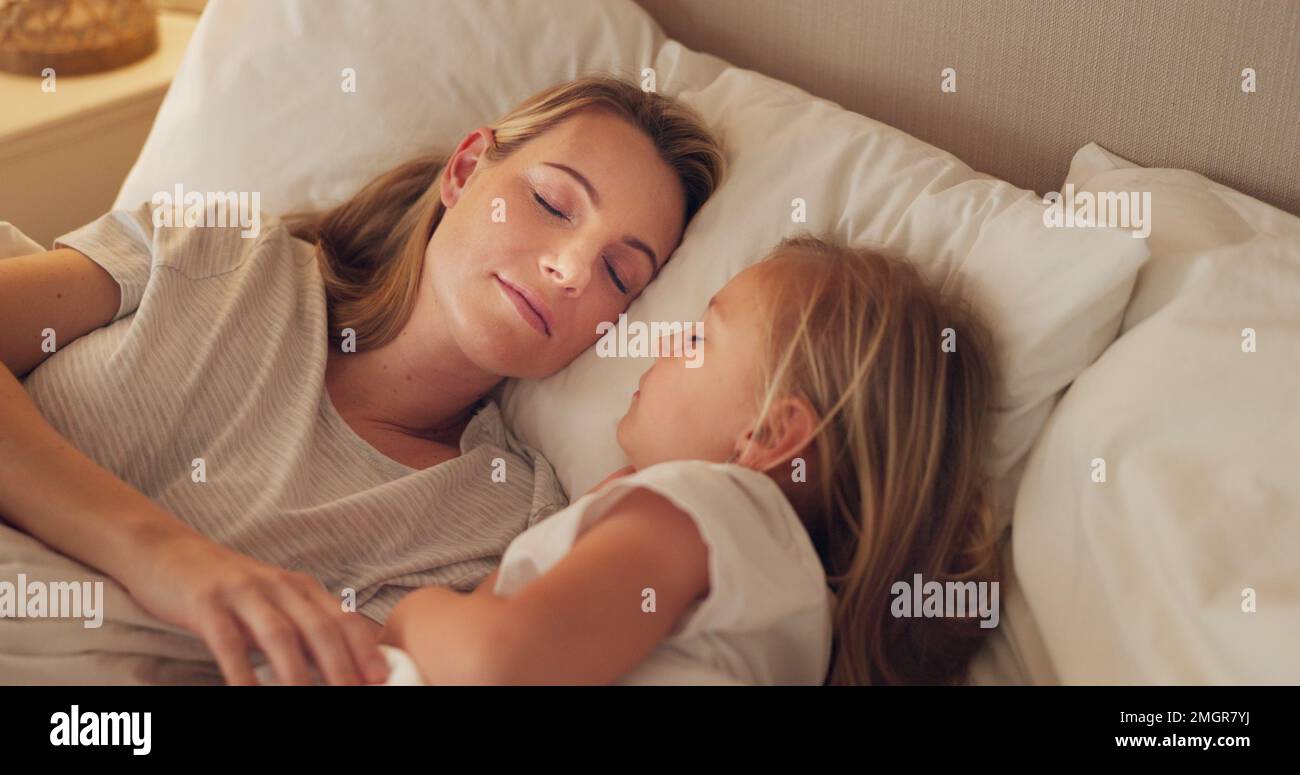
top-left (732, 396), bottom-right (820, 473)
top-left (439, 127), bottom-right (495, 209)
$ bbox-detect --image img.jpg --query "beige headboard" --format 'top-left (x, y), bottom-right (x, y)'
top-left (634, 0), bottom-right (1299, 215)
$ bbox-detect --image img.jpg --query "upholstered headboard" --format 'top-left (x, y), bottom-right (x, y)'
top-left (634, 0), bottom-right (1299, 215)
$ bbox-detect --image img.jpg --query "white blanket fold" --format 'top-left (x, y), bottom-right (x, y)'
top-left (0, 522), bottom-right (224, 685)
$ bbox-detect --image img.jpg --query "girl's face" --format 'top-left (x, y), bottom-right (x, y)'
top-left (421, 108), bottom-right (688, 379)
top-left (617, 264), bottom-right (771, 469)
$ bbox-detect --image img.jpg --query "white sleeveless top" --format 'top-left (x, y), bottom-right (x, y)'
top-left (494, 460), bottom-right (833, 685)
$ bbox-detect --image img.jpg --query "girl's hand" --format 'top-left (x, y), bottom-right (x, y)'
top-left (123, 531), bottom-right (390, 686)
top-left (382, 585), bottom-right (494, 684)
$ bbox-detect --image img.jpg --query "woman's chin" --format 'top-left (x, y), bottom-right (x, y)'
top-left (459, 332), bottom-right (554, 380)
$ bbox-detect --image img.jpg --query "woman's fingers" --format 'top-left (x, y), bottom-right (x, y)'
top-left (230, 588), bottom-right (315, 686)
top-left (344, 616), bottom-right (391, 684)
top-left (195, 606), bottom-right (258, 686)
top-left (269, 581), bottom-right (368, 686)
top-left (136, 533), bottom-right (387, 685)
top-left (294, 577), bottom-right (391, 684)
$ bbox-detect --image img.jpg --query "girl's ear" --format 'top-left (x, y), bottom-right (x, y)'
top-left (732, 396), bottom-right (820, 473)
top-left (439, 127), bottom-right (495, 208)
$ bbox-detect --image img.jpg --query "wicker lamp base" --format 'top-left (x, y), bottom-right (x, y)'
top-left (0, 0), bottom-right (158, 76)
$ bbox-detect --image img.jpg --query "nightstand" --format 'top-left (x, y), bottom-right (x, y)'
top-left (0, 9), bottom-right (198, 248)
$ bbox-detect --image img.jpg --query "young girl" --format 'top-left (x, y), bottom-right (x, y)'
top-left (375, 234), bottom-right (1004, 686)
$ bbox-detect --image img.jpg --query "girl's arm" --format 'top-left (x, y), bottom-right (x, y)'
top-left (458, 466), bottom-right (636, 600)
top-left (473, 568), bottom-right (501, 595)
top-left (382, 488), bottom-right (710, 684)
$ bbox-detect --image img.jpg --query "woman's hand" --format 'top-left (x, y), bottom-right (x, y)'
top-left (124, 531), bottom-right (391, 686)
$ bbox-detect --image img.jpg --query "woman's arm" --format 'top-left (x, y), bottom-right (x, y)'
top-left (0, 249), bottom-right (121, 377)
top-left (0, 352), bottom-right (388, 688)
top-left (0, 248), bottom-right (158, 579)
top-left (383, 488), bottom-right (710, 684)
top-left (0, 249), bottom-right (388, 686)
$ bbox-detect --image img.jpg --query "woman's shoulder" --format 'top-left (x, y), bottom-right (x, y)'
top-left (458, 399), bottom-right (569, 527)
top-left (105, 197), bottom-right (312, 281)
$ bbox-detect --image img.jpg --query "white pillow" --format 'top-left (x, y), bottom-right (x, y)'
top-left (1013, 144), bottom-right (1300, 682)
top-left (501, 45), bottom-right (1149, 532)
top-left (0, 222), bottom-right (44, 258)
top-left (1063, 142), bottom-right (1300, 334)
top-left (116, 0), bottom-right (1149, 534)
top-left (116, 0), bottom-right (662, 213)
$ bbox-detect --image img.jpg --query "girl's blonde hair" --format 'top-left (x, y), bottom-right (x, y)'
top-left (286, 74), bottom-right (725, 350)
top-left (750, 235), bottom-right (1003, 686)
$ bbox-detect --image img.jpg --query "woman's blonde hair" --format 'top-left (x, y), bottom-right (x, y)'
top-left (750, 234), bottom-right (1003, 686)
top-left (286, 74), bottom-right (725, 349)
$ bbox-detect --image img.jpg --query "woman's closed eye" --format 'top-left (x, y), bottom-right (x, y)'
top-left (603, 256), bottom-right (628, 294)
top-left (532, 188), bottom-right (631, 295)
top-left (532, 190), bottom-right (570, 221)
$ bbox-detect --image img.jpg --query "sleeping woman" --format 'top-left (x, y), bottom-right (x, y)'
top-left (0, 76), bottom-right (724, 686)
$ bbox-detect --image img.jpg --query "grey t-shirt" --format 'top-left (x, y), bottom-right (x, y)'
top-left (26, 200), bottom-right (567, 624)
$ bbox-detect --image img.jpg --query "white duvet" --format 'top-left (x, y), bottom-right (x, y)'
top-left (1009, 146), bottom-right (1300, 683)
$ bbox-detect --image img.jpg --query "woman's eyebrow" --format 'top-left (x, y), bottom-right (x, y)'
top-left (543, 161), bottom-right (660, 275)
top-left (543, 162), bottom-right (600, 206)
top-left (622, 236), bottom-right (659, 276)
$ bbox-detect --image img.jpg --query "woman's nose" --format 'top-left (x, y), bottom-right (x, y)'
top-left (540, 250), bottom-right (592, 295)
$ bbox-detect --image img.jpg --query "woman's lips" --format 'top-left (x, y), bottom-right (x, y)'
top-left (494, 274), bottom-right (552, 337)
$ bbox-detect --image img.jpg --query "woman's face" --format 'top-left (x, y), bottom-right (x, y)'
top-left (422, 108), bottom-right (689, 379)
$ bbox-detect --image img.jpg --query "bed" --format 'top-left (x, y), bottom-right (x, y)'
top-left (2, 0), bottom-right (1296, 685)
